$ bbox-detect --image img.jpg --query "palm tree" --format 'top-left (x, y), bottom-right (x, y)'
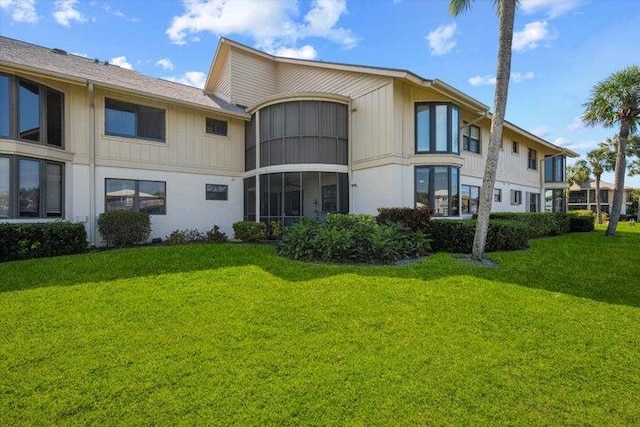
top-left (583, 65), bottom-right (640, 235)
top-left (450, 0), bottom-right (517, 261)
top-left (586, 144), bottom-right (615, 223)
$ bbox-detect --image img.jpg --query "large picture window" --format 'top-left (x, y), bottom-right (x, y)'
top-left (415, 103), bottom-right (460, 154)
top-left (0, 74), bottom-right (64, 147)
top-left (0, 155), bottom-right (64, 219)
top-left (105, 178), bottom-right (166, 215)
top-left (415, 166), bottom-right (459, 217)
top-left (105, 98), bottom-right (165, 142)
top-left (544, 155), bottom-right (565, 182)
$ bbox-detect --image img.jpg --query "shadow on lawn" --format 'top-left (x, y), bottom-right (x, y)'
top-left (1, 229), bottom-right (639, 308)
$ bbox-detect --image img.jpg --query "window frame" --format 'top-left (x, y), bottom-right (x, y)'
top-left (0, 73), bottom-right (65, 148)
top-left (205, 184), bottom-right (228, 201)
top-left (544, 155), bottom-right (566, 182)
top-left (105, 98), bottom-right (166, 142)
top-left (104, 178), bottom-right (166, 215)
top-left (511, 189), bottom-right (522, 205)
top-left (0, 154), bottom-right (65, 219)
top-left (512, 141), bottom-right (519, 154)
top-left (462, 123), bottom-right (481, 154)
top-left (461, 184), bottom-right (481, 215)
top-left (414, 102), bottom-right (461, 154)
top-left (528, 148), bottom-right (538, 170)
top-left (493, 188), bottom-right (502, 203)
top-left (414, 165), bottom-right (460, 217)
top-left (205, 117), bottom-right (228, 137)
top-left (529, 192), bottom-right (539, 212)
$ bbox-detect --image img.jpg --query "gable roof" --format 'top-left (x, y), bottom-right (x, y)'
top-left (570, 179), bottom-right (634, 191)
top-left (0, 36), bottom-right (247, 118)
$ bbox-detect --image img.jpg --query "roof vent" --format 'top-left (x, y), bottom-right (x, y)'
top-left (51, 48), bottom-right (68, 55)
top-left (104, 60), bottom-right (109, 66)
top-left (94, 58), bottom-right (99, 63)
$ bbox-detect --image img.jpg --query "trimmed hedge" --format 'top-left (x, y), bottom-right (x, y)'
top-left (430, 219), bottom-right (529, 253)
top-left (568, 211), bottom-right (595, 233)
top-left (233, 221), bottom-right (267, 242)
top-left (97, 210), bottom-right (151, 248)
top-left (487, 212), bottom-right (571, 238)
top-left (377, 207), bottom-right (432, 233)
top-left (0, 221), bottom-right (87, 262)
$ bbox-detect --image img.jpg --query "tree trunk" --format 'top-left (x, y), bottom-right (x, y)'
top-left (606, 120), bottom-right (630, 236)
top-left (471, 0), bottom-right (516, 261)
top-left (595, 174), bottom-right (602, 224)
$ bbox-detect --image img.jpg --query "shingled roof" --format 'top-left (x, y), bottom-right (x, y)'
top-left (0, 36), bottom-right (247, 118)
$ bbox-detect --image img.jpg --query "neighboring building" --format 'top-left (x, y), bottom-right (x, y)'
top-left (0, 36), bottom-right (577, 245)
top-left (568, 179), bottom-right (634, 215)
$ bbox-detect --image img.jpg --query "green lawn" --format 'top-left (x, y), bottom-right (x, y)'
top-left (1, 223), bottom-right (639, 425)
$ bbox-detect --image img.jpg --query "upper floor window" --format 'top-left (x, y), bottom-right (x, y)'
top-left (105, 178), bottom-right (166, 215)
top-left (544, 155), bottom-right (565, 182)
top-left (415, 103), bottom-right (460, 154)
top-left (462, 123), bottom-right (481, 154)
top-left (0, 74), bottom-right (64, 148)
top-left (528, 148), bottom-right (538, 170)
top-left (206, 118), bottom-right (228, 136)
top-left (512, 141), bottom-right (519, 154)
top-left (105, 98), bottom-right (165, 142)
top-left (415, 165), bottom-right (459, 217)
top-left (0, 155), bottom-right (64, 219)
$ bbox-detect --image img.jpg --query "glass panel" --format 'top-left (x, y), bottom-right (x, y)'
top-left (337, 138), bottom-right (348, 165)
top-left (206, 184), bottom-right (228, 201)
top-left (137, 106), bottom-right (165, 141)
top-left (320, 102), bottom-right (336, 137)
top-left (461, 185), bottom-right (470, 214)
top-left (19, 80), bottom-right (40, 142)
top-left (45, 162), bottom-right (63, 217)
top-left (415, 104), bottom-right (430, 152)
top-left (244, 176), bottom-right (256, 221)
top-left (259, 174), bottom-right (269, 217)
top-left (259, 107), bottom-right (270, 142)
top-left (433, 166), bottom-right (449, 216)
top-left (268, 173), bottom-right (282, 217)
top-left (450, 168), bottom-right (459, 216)
top-left (435, 105), bottom-right (447, 151)
top-left (46, 90), bottom-right (63, 147)
top-left (0, 76), bottom-right (9, 137)
top-left (415, 167), bottom-right (430, 209)
top-left (338, 173), bottom-right (349, 214)
top-left (105, 99), bottom-right (136, 137)
top-left (284, 137), bottom-right (299, 164)
top-left (320, 137), bottom-right (337, 164)
top-left (0, 157), bottom-right (9, 218)
top-left (470, 185), bottom-right (479, 215)
top-left (283, 172), bottom-right (301, 217)
top-left (451, 108), bottom-right (459, 154)
top-left (105, 179), bottom-right (136, 211)
top-left (19, 158), bottom-right (40, 217)
top-left (245, 146), bottom-right (256, 172)
top-left (555, 156), bottom-right (564, 182)
top-left (271, 103), bottom-right (284, 138)
top-left (336, 104), bottom-right (348, 139)
top-left (544, 157), bottom-right (553, 182)
top-left (260, 140), bottom-right (269, 167)
top-left (245, 114), bottom-right (256, 149)
top-left (269, 138), bottom-right (284, 165)
top-left (300, 101), bottom-right (319, 136)
top-left (302, 172), bottom-right (320, 219)
top-left (139, 181), bottom-right (166, 214)
top-left (284, 102), bottom-right (300, 136)
top-left (320, 172), bottom-right (337, 214)
top-left (300, 136), bottom-right (319, 163)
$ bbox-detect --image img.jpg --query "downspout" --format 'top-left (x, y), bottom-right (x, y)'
top-left (88, 82), bottom-right (97, 246)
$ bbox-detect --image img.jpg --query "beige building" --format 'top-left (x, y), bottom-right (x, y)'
top-left (0, 36), bottom-right (577, 245)
top-left (568, 179), bottom-right (634, 215)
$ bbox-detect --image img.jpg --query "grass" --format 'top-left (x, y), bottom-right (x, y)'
top-left (1, 223), bottom-right (639, 425)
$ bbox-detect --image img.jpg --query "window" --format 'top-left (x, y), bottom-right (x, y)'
top-left (0, 74), bottom-right (64, 147)
top-left (0, 155), bottom-right (64, 219)
top-left (463, 123), bottom-right (481, 154)
top-left (528, 148), bottom-right (538, 170)
top-left (512, 141), bottom-right (519, 154)
top-left (206, 184), bottom-right (228, 200)
top-left (415, 166), bottom-right (459, 217)
top-left (544, 155), bottom-right (566, 182)
top-left (511, 189), bottom-right (522, 205)
top-left (494, 188), bottom-right (502, 203)
top-left (105, 98), bottom-right (165, 142)
top-left (461, 184), bottom-right (480, 214)
top-left (529, 192), bottom-right (539, 212)
top-left (415, 103), bottom-right (460, 154)
top-left (206, 118), bottom-right (228, 136)
top-left (544, 189), bottom-right (565, 212)
top-left (105, 178), bottom-right (166, 215)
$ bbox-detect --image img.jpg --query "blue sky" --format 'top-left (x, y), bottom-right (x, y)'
top-left (1, 0), bottom-right (639, 186)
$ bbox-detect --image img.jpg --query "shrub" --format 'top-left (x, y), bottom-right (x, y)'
top-left (97, 210), bottom-right (151, 248)
top-left (568, 211), bottom-right (595, 232)
top-left (0, 221), bottom-right (87, 262)
top-left (233, 221), bottom-right (267, 242)
top-left (277, 214), bottom-right (430, 264)
top-left (206, 225), bottom-right (228, 243)
top-left (488, 212), bottom-right (570, 238)
top-left (377, 207), bottom-right (432, 233)
top-left (430, 219), bottom-right (528, 253)
top-left (267, 220), bottom-right (285, 240)
top-left (166, 229), bottom-right (205, 245)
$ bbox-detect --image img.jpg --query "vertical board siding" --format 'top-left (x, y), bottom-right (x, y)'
top-left (230, 50), bottom-right (277, 107)
top-left (351, 83), bottom-right (394, 163)
top-left (213, 55), bottom-right (232, 101)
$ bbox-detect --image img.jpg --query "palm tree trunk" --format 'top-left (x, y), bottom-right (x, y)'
top-left (595, 174), bottom-right (602, 224)
top-left (471, 0), bottom-right (516, 261)
top-left (606, 121), bottom-right (630, 236)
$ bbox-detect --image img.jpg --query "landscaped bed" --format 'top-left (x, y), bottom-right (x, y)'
top-left (1, 223), bottom-right (639, 425)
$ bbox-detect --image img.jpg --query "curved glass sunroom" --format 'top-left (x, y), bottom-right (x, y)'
top-left (244, 99), bottom-right (349, 225)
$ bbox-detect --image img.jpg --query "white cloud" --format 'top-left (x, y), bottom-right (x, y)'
top-left (567, 116), bottom-right (585, 132)
top-left (467, 71), bottom-right (534, 86)
top-left (100, 3), bottom-right (139, 22)
top-left (53, 0), bottom-right (86, 26)
top-left (166, 0), bottom-right (356, 56)
top-left (164, 71), bottom-right (207, 89)
top-left (425, 23), bottom-right (456, 56)
top-left (156, 58), bottom-right (174, 70)
top-left (520, 0), bottom-right (581, 19)
top-left (0, 0), bottom-right (38, 23)
top-left (513, 21), bottom-right (556, 52)
top-left (273, 45), bottom-right (317, 60)
top-left (531, 126), bottom-right (550, 138)
top-left (110, 56), bottom-right (133, 69)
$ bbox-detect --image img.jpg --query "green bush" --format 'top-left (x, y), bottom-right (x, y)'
top-left (233, 221), bottom-right (267, 242)
top-left (206, 225), bottom-right (228, 243)
top-left (277, 215), bottom-right (430, 264)
top-left (568, 211), bottom-right (595, 232)
top-left (0, 221), bottom-right (87, 262)
top-left (267, 220), bottom-right (285, 240)
top-left (97, 210), bottom-right (151, 248)
top-left (430, 219), bottom-right (528, 253)
top-left (488, 212), bottom-right (570, 238)
top-left (166, 226), bottom-right (228, 245)
top-left (377, 207), bottom-right (432, 233)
